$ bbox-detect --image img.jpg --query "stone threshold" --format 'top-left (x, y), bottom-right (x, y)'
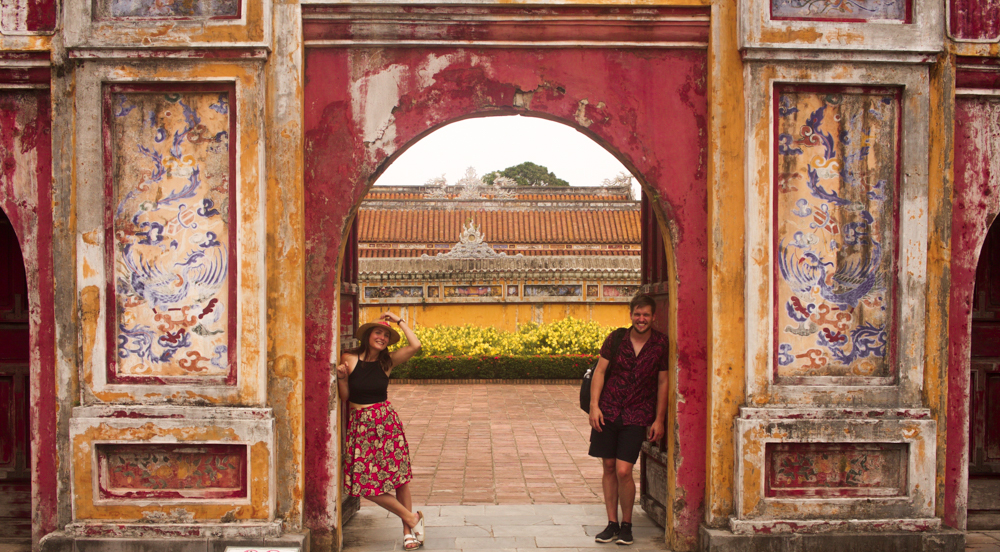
top-left (390, 378), bottom-right (578, 385)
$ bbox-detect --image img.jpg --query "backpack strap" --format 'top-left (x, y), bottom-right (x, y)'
top-left (605, 327), bottom-right (629, 377)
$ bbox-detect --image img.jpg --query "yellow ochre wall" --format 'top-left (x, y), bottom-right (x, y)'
top-left (359, 302), bottom-right (632, 331)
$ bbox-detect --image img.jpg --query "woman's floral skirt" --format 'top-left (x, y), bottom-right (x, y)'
top-left (344, 401), bottom-right (413, 497)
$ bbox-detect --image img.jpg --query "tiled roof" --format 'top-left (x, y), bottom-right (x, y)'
top-left (360, 248), bottom-right (639, 258)
top-left (365, 192), bottom-right (631, 201)
top-left (358, 209), bottom-right (640, 245)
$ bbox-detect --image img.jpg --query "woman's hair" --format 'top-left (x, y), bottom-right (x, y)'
top-left (346, 326), bottom-right (393, 373)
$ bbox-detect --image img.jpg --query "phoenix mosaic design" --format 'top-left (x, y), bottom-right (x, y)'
top-left (774, 88), bottom-right (899, 379)
top-left (771, 0), bottom-right (906, 21)
top-left (102, 0), bottom-right (239, 19)
top-left (109, 90), bottom-right (232, 381)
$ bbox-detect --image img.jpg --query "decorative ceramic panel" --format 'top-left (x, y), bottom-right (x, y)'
top-left (104, 85), bottom-right (236, 385)
top-left (771, 0), bottom-right (908, 22)
top-left (93, 0), bottom-right (240, 20)
top-left (363, 286), bottom-right (422, 299)
top-left (96, 443), bottom-right (248, 500)
top-left (427, 286), bottom-right (440, 298)
top-left (774, 87), bottom-right (899, 381)
top-left (603, 285), bottom-right (638, 298)
top-left (587, 285), bottom-right (599, 297)
top-left (444, 285), bottom-right (501, 298)
top-left (506, 285), bottom-right (519, 297)
top-left (765, 443), bottom-right (907, 498)
top-left (524, 285), bottom-right (582, 297)
top-left (950, 0), bottom-right (1000, 41)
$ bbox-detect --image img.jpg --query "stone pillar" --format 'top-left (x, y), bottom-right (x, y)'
top-left (703, 2), bottom-right (963, 550)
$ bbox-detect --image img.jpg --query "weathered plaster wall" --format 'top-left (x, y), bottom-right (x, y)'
top-left (302, 17), bottom-right (711, 547)
top-left (68, 407), bottom-right (275, 527)
top-left (265, 0), bottom-right (306, 532)
top-left (0, 86), bottom-right (56, 548)
top-left (730, 0), bottom-right (953, 536)
top-left (947, 92), bottom-right (1000, 530)
top-left (705, 0), bottom-right (746, 527)
top-left (72, 59), bottom-right (267, 406)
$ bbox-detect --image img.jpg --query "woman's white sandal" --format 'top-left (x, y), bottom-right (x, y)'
top-left (411, 511), bottom-right (425, 543)
top-left (403, 534), bottom-right (421, 550)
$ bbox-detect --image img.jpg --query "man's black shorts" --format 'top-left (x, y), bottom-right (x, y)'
top-left (588, 416), bottom-right (646, 464)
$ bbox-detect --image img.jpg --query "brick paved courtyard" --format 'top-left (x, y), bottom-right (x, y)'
top-left (389, 382), bottom-right (622, 505)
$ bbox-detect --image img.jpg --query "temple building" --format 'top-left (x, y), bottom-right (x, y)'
top-left (352, 183), bottom-right (641, 330)
top-left (2, 2), bottom-right (1000, 552)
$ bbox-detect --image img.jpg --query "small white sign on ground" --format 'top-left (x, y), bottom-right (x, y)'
top-left (223, 548), bottom-right (300, 552)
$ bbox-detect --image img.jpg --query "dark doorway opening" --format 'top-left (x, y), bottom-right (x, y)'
top-left (969, 218), bottom-right (1000, 530)
top-left (0, 207), bottom-right (30, 542)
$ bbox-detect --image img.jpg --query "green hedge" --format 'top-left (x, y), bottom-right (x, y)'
top-left (389, 354), bottom-right (597, 380)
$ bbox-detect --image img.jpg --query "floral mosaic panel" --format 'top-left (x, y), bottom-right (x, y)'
top-left (774, 88), bottom-right (899, 380)
top-left (444, 285), bottom-right (501, 298)
top-left (107, 89), bottom-right (234, 383)
top-left (771, 0), bottom-right (907, 21)
top-left (96, 0), bottom-right (240, 19)
top-left (524, 285), bottom-right (582, 297)
top-left (765, 443), bottom-right (907, 498)
top-left (96, 443), bottom-right (247, 499)
top-left (364, 286), bottom-right (423, 299)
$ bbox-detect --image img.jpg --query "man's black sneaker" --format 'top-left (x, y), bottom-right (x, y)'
top-left (595, 521), bottom-right (620, 543)
top-left (616, 522), bottom-right (633, 545)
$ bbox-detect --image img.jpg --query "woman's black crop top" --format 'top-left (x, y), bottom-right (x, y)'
top-left (347, 359), bottom-right (389, 404)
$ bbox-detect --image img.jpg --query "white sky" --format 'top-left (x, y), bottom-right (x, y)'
top-left (373, 115), bottom-right (640, 198)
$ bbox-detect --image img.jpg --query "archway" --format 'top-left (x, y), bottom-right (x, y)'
top-left (343, 114), bottom-right (659, 513)
top-left (0, 87), bottom-right (55, 549)
top-left (948, 93), bottom-right (1000, 530)
top-left (302, 7), bottom-right (709, 550)
top-left (0, 208), bottom-right (30, 541)
top-left (967, 219), bottom-right (1000, 529)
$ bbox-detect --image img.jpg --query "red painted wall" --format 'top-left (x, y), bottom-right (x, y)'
top-left (948, 92), bottom-right (1000, 529)
top-left (303, 45), bottom-right (709, 544)
top-left (0, 86), bottom-right (55, 543)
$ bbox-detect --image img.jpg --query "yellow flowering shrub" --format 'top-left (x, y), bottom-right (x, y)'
top-left (392, 317), bottom-right (616, 357)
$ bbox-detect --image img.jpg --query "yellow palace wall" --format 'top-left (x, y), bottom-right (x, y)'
top-left (359, 302), bottom-right (631, 332)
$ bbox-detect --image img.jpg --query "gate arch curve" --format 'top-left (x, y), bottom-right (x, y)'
top-left (303, 17), bottom-right (710, 549)
top-left (0, 88), bottom-right (56, 548)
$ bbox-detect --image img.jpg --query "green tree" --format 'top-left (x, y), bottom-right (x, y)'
top-left (482, 161), bottom-right (570, 187)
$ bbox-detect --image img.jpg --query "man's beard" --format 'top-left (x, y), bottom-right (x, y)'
top-left (632, 324), bottom-right (651, 334)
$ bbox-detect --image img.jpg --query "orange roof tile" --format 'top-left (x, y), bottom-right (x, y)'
top-left (358, 209), bottom-right (640, 245)
top-left (359, 248), bottom-right (639, 258)
top-left (364, 191), bottom-right (632, 201)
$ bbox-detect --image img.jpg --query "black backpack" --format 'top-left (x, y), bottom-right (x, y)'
top-left (580, 327), bottom-right (628, 413)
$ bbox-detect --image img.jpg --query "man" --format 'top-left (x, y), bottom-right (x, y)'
top-left (588, 293), bottom-right (669, 546)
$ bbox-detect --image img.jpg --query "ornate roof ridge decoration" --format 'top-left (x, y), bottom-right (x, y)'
top-left (359, 200), bottom-right (639, 212)
top-left (360, 254), bottom-right (641, 276)
top-left (427, 220), bottom-right (517, 259)
top-left (374, 183), bottom-right (633, 196)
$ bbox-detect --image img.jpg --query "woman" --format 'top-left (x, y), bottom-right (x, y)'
top-left (336, 311), bottom-right (425, 550)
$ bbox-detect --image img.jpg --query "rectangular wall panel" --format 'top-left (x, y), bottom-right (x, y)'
top-left (771, 0), bottom-right (908, 22)
top-left (773, 86), bottom-right (900, 383)
top-left (92, 0), bottom-right (240, 20)
top-left (765, 442), bottom-right (907, 498)
top-left (96, 443), bottom-right (248, 500)
top-left (950, 0), bottom-right (1000, 41)
top-left (103, 85), bottom-right (237, 386)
